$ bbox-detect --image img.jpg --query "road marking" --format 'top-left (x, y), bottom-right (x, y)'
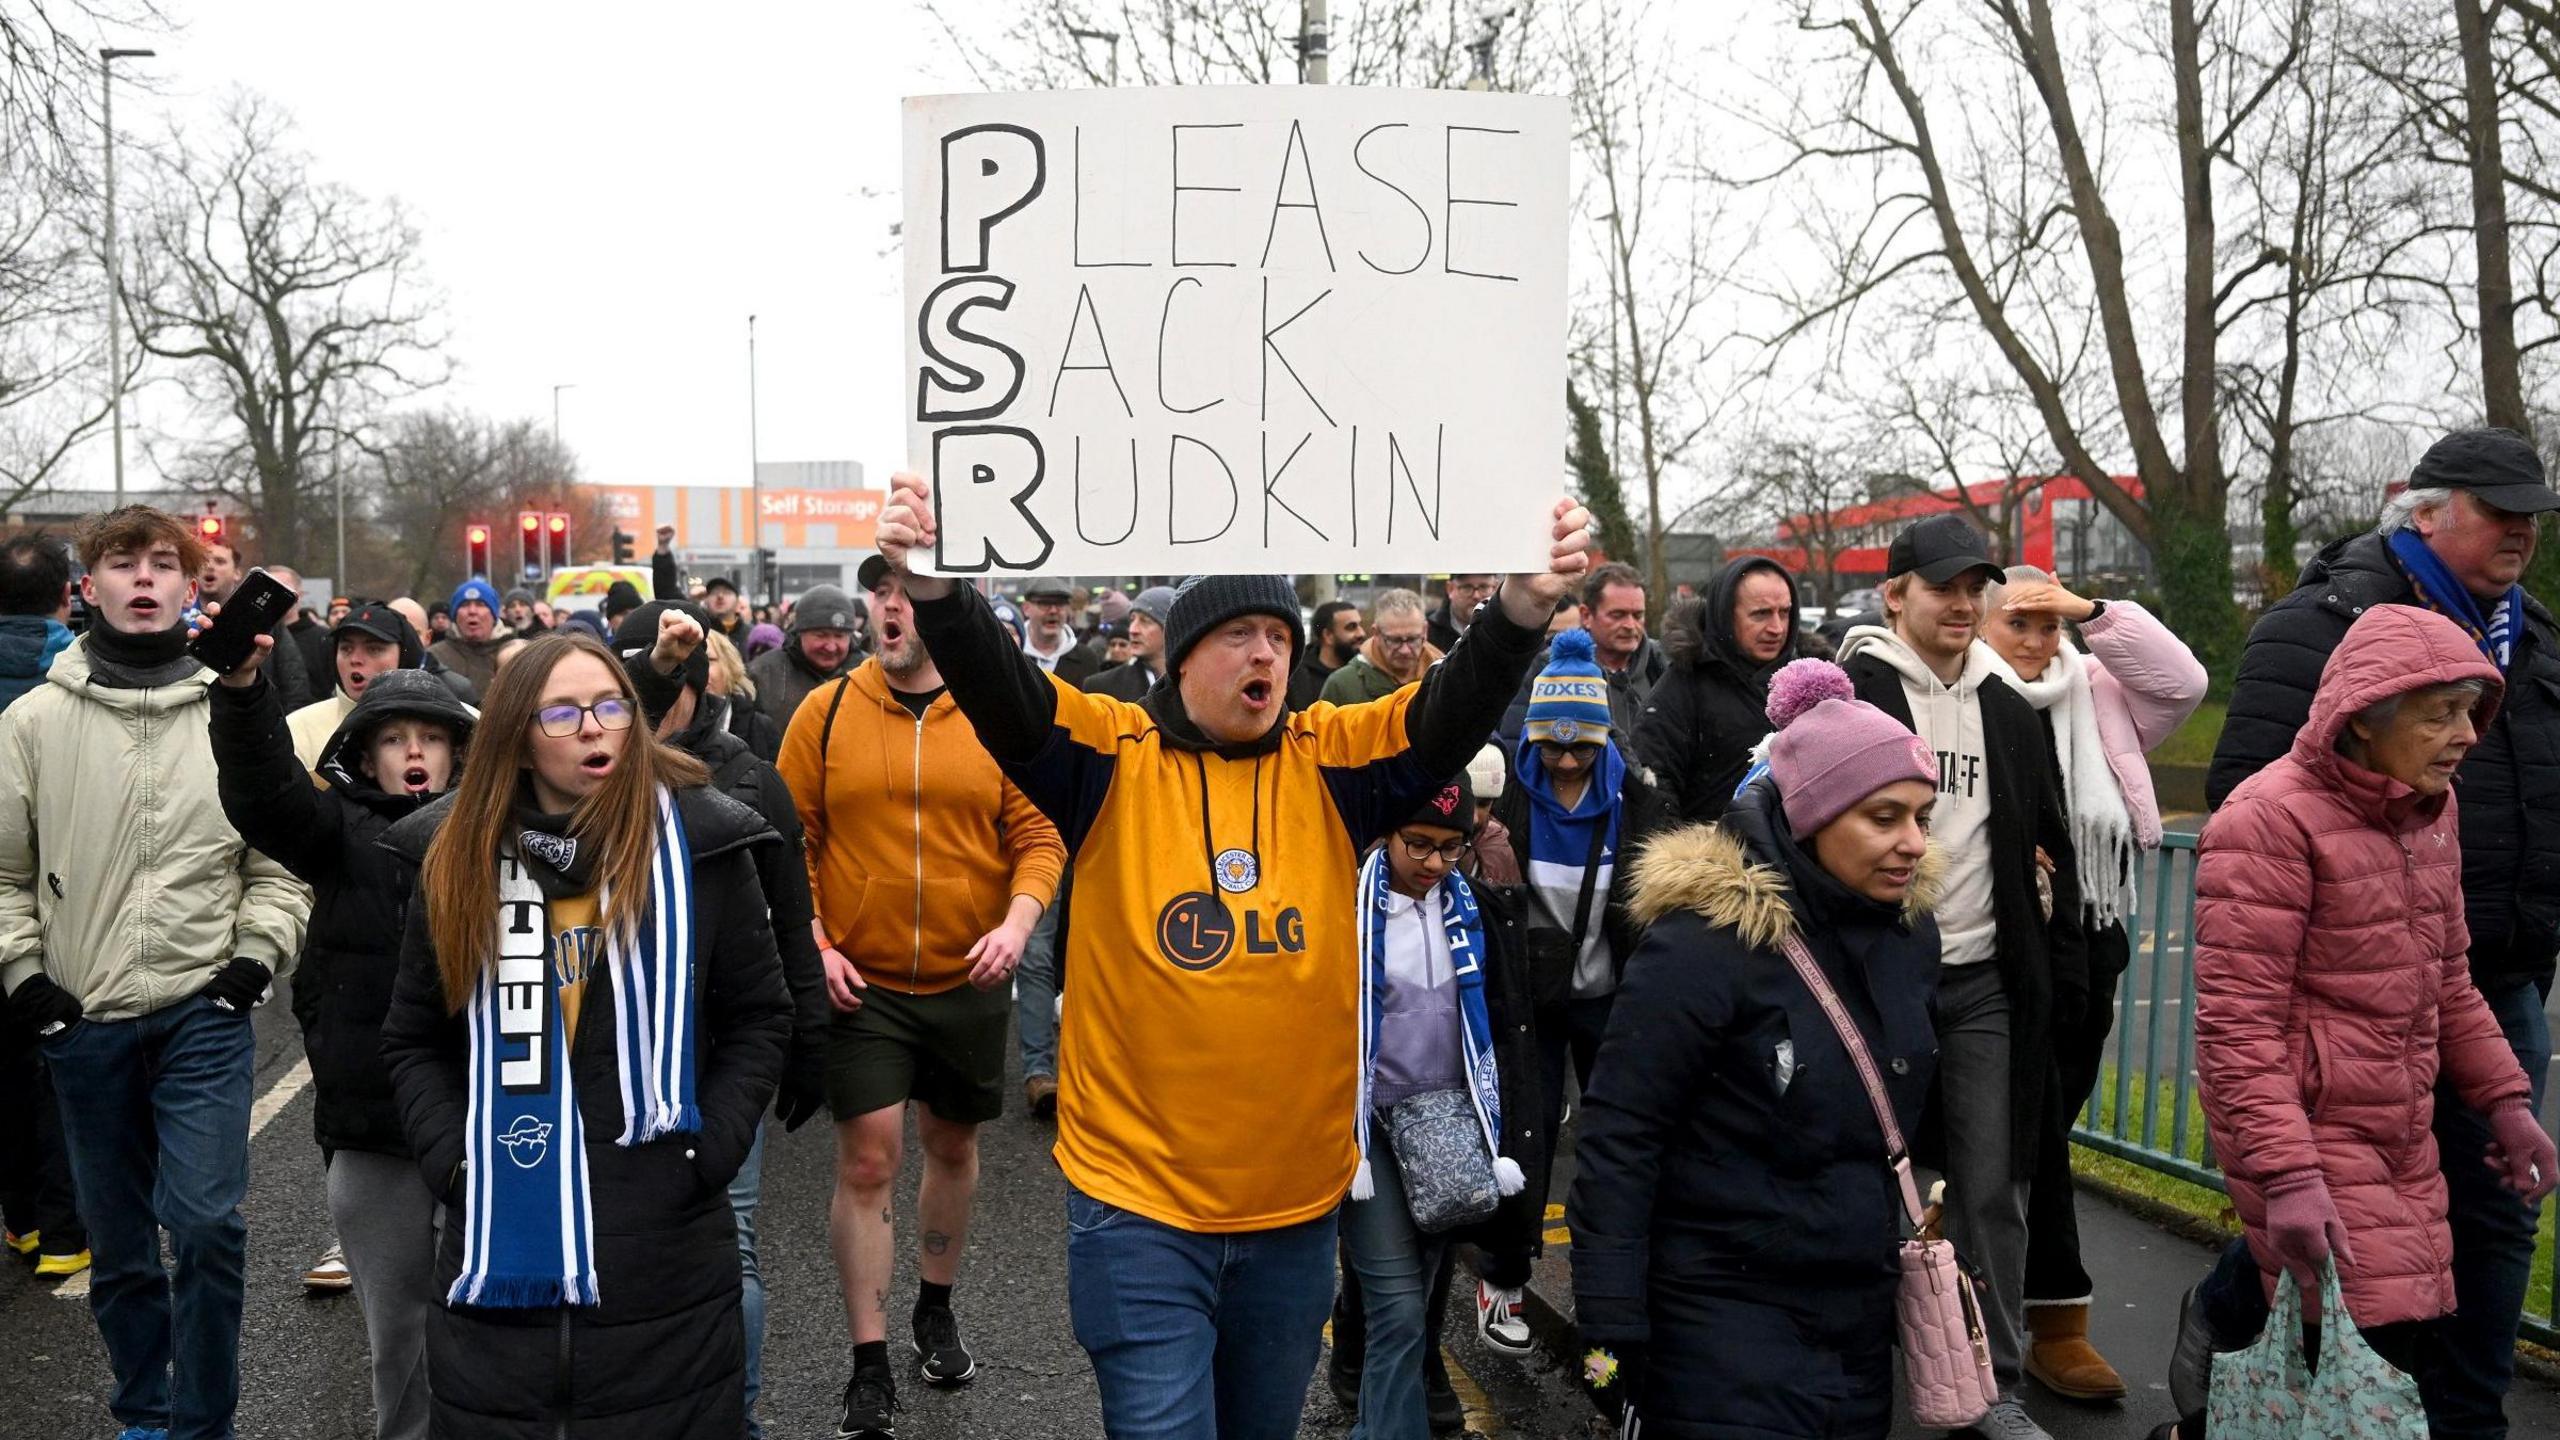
top-left (56, 1056), bottom-right (311, 1303)
top-left (1443, 1345), bottom-right (1504, 1437)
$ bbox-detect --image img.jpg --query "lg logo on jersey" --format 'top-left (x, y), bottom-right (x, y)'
top-left (1155, 892), bottom-right (1307, 972)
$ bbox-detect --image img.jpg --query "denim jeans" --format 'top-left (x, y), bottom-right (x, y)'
top-left (729, 1124), bottom-right (768, 1440)
top-left (1339, 1134), bottom-right (1447, 1440)
top-left (1065, 1185), bottom-right (1336, 1439)
top-left (1016, 900), bottom-right (1064, 1080)
top-left (2430, 976), bottom-right (2553, 1439)
top-left (45, 995), bottom-right (255, 1440)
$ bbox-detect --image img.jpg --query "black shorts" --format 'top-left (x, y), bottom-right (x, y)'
top-left (824, 979), bottom-right (1011, 1125)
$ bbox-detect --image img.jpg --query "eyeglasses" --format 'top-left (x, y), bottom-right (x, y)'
top-left (534, 698), bottom-right (636, 738)
top-left (1534, 740), bottom-right (1605, 762)
top-left (1395, 832), bottom-right (1471, 863)
top-left (1378, 632), bottom-right (1427, 651)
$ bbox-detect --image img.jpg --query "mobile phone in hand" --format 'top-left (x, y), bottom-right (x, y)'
top-left (187, 567), bottom-right (297, 674)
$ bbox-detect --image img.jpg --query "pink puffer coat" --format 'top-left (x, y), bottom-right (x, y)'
top-left (2194, 603), bottom-right (2531, 1328)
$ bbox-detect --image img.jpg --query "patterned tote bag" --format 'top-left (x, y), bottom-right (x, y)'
top-left (2205, 1258), bottom-right (2424, 1440)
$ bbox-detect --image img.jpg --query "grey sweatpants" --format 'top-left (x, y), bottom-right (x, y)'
top-left (327, 1149), bottom-right (437, 1440)
top-left (1927, 960), bottom-right (2031, 1396)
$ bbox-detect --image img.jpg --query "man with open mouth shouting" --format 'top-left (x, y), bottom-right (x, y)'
top-left (872, 469), bottom-right (1591, 1440)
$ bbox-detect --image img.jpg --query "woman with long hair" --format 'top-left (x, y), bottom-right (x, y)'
top-left (379, 631), bottom-right (791, 1439)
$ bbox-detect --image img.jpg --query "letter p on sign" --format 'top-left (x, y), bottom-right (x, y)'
top-left (939, 124), bottom-right (1046, 273)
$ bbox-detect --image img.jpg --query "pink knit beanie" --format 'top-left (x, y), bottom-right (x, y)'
top-left (1764, 658), bottom-right (1941, 838)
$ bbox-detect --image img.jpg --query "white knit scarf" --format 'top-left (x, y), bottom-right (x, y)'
top-left (2001, 642), bottom-right (2138, 927)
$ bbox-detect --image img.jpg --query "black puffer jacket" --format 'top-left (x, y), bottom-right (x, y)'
top-left (377, 784), bottom-right (791, 1440)
top-left (1635, 558), bottom-right (1801, 823)
top-left (1570, 780), bottom-right (1941, 1437)
top-left (1487, 752), bottom-right (1677, 1007)
top-left (2209, 530), bottom-right (2560, 991)
top-left (209, 668), bottom-right (475, 1158)
top-left (668, 693), bottom-right (829, 1128)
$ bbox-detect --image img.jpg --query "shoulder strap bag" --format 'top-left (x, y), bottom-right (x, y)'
top-left (1775, 931), bottom-right (2000, 1430)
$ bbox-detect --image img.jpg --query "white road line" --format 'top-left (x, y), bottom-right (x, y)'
top-left (55, 1056), bottom-right (312, 1303)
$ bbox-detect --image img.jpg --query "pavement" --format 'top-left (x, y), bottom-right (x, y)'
top-left (8, 986), bottom-right (2559, 1439)
top-left (0, 991), bottom-right (1597, 1439)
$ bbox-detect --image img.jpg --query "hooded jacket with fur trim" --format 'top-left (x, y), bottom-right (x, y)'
top-left (1570, 777), bottom-right (1941, 1433)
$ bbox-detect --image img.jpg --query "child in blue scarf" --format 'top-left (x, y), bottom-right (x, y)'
top-left (1345, 772), bottom-right (1527, 1440)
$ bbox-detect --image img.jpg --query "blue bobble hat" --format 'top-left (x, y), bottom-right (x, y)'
top-left (449, 577), bottom-right (501, 618)
top-left (1524, 628), bottom-right (1612, 745)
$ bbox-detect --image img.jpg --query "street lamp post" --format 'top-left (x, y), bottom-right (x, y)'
top-left (746, 315), bottom-right (761, 606)
top-left (100, 45), bottom-right (156, 506)
top-left (552, 382), bottom-right (575, 443)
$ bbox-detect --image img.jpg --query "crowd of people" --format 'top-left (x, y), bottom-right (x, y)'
top-left (0, 425), bottom-right (2557, 1440)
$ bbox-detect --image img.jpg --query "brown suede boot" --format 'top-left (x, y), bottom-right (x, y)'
top-left (2026, 1302), bottom-right (2127, 1401)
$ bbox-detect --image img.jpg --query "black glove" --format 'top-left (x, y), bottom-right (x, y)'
top-left (10, 974), bottom-right (83, 1039)
top-left (199, 957), bottom-right (273, 1013)
top-left (1579, 1342), bottom-right (1645, 1424)
top-left (774, 1039), bottom-right (828, 1133)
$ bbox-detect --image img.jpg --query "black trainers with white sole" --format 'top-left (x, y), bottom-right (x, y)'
top-left (913, 1305), bottom-right (978, 1387)
top-left (833, 1361), bottom-right (898, 1439)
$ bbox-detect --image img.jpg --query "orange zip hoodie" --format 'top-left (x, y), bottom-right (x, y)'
top-left (776, 659), bottom-right (1065, 994)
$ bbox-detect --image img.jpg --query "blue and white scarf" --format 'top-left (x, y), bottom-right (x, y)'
top-left (450, 786), bottom-right (697, 1309)
top-left (1352, 848), bottom-right (1523, 1202)
top-left (2391, 525), bottom-right (2521, 673)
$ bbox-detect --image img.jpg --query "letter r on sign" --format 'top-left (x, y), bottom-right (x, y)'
top-left (932, 426), bottom-right (1056, 572)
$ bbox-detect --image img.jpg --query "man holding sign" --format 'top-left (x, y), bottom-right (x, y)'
top-left (873, 468), bottom-right (1588, 1439)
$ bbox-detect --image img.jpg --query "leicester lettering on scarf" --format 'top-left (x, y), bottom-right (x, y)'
top-left (902, 87), bottom-right (1568, 577)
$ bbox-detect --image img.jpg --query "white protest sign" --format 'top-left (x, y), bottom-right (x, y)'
top-left (903, 86), bottom-right (1567, 578)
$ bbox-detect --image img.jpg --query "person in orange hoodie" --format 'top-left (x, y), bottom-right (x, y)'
top-left (776, 553), bottom-right (1065, 1440)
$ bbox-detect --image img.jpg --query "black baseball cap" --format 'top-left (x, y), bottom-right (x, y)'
top-left (857, 554), bottom-right (893, 592)
top-left (2410, 427), bottom-right (2560, 515)
top-left (1886, 515), bottom-right (2002, 585)
top-left (331, 602), bottom-right (423, 669)
top-left (702, 574), bottom-right (741, 595)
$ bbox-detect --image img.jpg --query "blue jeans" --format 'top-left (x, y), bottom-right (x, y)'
top-left (1065, 1185), bottom-right (1336, 1439)
top-left (2430, 977), bottom-right (2553, 1439)
top-left (45, 995), bottom-right (255, 1440)
top-left (1340, 1134), bottom-right (1446, 1440)
top-left (1016, 900), bottom-right (1063, 1079)
top-left (729, 1124), bottom-right (768, 1439)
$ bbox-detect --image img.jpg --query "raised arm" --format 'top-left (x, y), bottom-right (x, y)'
top-left (208, 674), bottom-right (343, 885)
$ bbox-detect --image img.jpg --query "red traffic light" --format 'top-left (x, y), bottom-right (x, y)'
top-left (519, 513), bottom-right (541, 533)
top-left (196, 515), bottom-right (223, 538)
top-left (547, 515), bottom-right (567, 534)
top-left (466, 524), bottom-right (491, 545)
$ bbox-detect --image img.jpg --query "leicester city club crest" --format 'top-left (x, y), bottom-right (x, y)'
top-left (1213, 848), bottom-right (1260, 894)
top-left (1547, 718), bottom-right (1582, 745)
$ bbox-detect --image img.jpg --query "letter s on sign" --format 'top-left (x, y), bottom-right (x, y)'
top-left (916, 276), bottom-right (1026, 423)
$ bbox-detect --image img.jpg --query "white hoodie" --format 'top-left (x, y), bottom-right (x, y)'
top-left (1837, 624), bottom-right (2001, 966)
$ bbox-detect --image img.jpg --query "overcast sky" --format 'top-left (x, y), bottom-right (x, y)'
top-left (84, 0), bottom-right (970, 496)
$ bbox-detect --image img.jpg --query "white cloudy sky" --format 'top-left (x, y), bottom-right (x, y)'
top-left (83, 0), bottom-right (976, 495)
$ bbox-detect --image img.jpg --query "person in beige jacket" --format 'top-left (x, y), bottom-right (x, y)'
top-left (0, 506), bottom-right (310, 1440)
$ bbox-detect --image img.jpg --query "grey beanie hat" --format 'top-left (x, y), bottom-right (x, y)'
top-left (789, 584), bottom-right (859, 634)
top-left (1164, 575), bottom-right (1303, 673)
top-left (1131, 585), bottom-right (1178, 625)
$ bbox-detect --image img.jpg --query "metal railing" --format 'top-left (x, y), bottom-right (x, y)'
top-left (2069, 831), bottom-right (2560, 1350)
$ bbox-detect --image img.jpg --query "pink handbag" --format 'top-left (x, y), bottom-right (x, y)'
top-left (1777, 933), bottom-right (1999, 1430)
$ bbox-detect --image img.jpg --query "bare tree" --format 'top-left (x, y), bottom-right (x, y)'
top-left (0, 148), bottom-right (124, 504)
top-left (919, 0), bottom-right (1554, 90)
top-left (1730, 0), bottom-right (2319, 668)
top-left (122, 91), bottom-right (445, 569)
top-left (0, 1), bottom-right (167, 180)
top-left (1564, 0), bottom-right (1750, 608)
top-left (366, 410), bottom-right (604, 601)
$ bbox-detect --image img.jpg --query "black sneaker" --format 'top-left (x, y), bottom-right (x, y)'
top-left (833, 1361), bottom-right (897, 1440)
top-left (913, 1305), bottom-right (978, 1387)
